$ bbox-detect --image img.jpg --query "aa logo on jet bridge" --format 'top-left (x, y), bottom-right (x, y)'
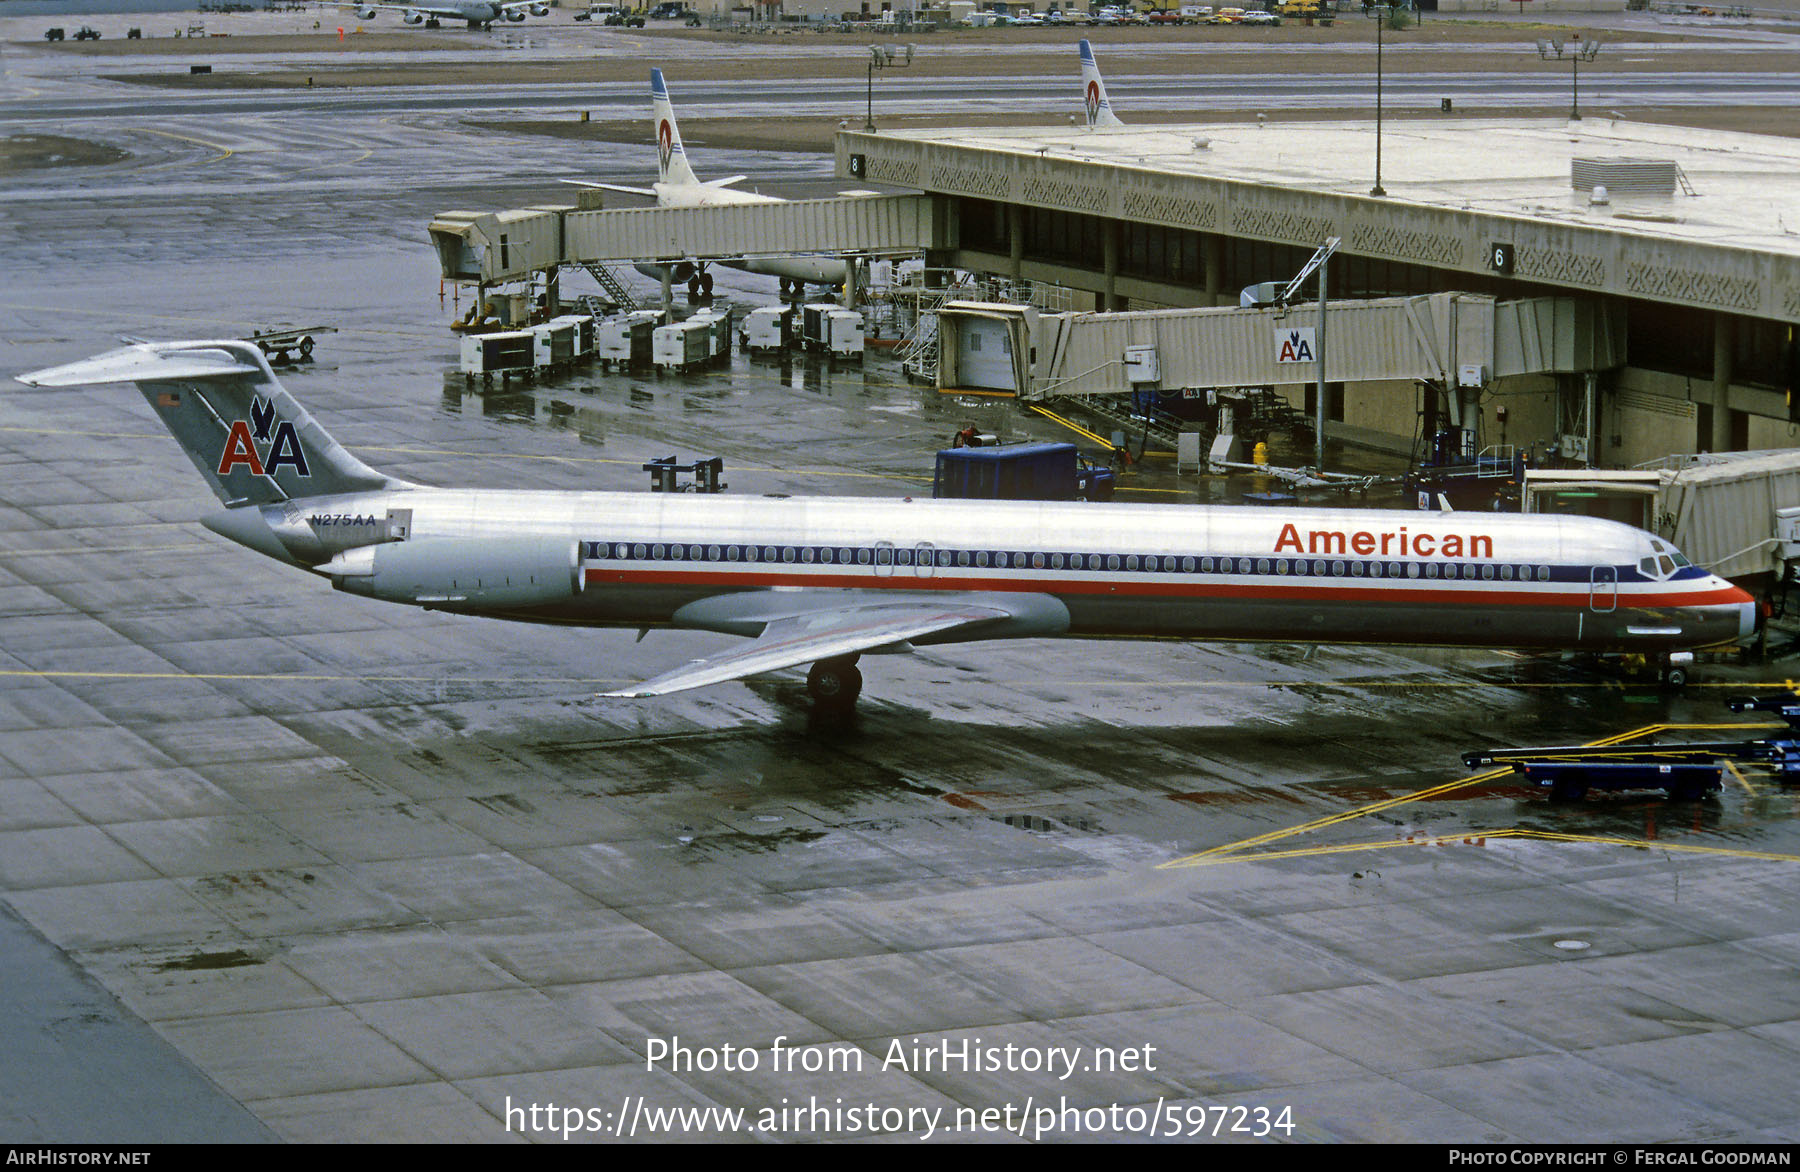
top-left (217, 395), bottom-right (311, 478)
top-left (1275, 327), bottom-right (1316, 365)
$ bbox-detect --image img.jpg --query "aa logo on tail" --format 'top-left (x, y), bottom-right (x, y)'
top-left (217, 394), bottom-right (311, 478)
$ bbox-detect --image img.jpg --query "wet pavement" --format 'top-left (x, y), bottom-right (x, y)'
top-left (5, 40), bottom-right (1800, 1145)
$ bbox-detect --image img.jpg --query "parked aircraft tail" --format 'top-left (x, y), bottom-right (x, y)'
top-left (650, 68), bottom-right (704, 188)
top-left (1079, 40), bottom-right (1124, 129)
top-left (17, 340), bottom-right (395, 508)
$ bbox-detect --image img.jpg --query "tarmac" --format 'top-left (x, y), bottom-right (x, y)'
top-left (5, 13), bottom-right (1800, 1145)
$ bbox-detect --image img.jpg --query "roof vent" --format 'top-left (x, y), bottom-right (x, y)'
top-left (1571, 157), bottom-right (1676, 197)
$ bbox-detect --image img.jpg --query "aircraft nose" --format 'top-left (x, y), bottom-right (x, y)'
top-left (1717, 580), bottom-right (1760, 642)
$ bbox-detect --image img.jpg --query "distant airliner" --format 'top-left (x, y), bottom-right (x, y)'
top-left (1079, 39), bottom-right (1125, 129)
top-left (18, 341), bottom-right (1756, 711)
top-left (568, 69), bottom-right (850, 301)
top-left (335, 1), bottom-right (548, 29)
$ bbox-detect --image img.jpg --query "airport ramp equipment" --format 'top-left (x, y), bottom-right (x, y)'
top-left (1464, 691), bottom-right (1800, 801)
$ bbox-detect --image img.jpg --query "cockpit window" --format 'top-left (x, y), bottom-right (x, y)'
top-left (1658, 555), bottom-right (1676, 576)
top-left (1671, 552), bottom-right (1691, 568)
top-left (1639, 556), bottom-right (1659, 578)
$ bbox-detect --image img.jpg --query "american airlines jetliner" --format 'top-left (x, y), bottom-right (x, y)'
top-left (18, 341), bottom-right (1757, 711)
top-left (569, 69), bottom-right (850, 300)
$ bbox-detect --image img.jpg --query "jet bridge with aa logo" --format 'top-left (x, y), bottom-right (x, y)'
top-left (937, 293), bottom-right (1624, 448)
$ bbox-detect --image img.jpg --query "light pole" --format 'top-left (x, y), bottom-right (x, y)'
top-left (864, 42), bottom-right (914, 133)
top-left (1536, 38), bottom-right (1602, 121)
top-left (1364, 2), bottom-right (1397, 197)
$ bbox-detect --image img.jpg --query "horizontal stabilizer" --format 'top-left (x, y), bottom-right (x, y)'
top-left (603, 600), bottom-right (1014, 698)
top-left (18, 342), bottom-right (260, 388)
top-left (707, 175), bottom-right (747, 189)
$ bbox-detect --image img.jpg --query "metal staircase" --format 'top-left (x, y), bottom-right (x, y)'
top-left (581, 262), bottom-right (638, 312)
top-left (898, 312), bottom-right (940, 382)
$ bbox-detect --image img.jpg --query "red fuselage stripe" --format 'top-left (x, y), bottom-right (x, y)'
top-left (581, 566), bottom-right (1750, 608)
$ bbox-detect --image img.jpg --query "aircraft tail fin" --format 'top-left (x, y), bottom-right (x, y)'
top-left (650, 68), bottom-right (702, 188)
top-left (17, 340), bottom-right (397, 508)
top-left (1079, 40), bottom-right (1124, 129)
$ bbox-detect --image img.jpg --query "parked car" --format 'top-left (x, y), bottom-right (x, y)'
top-left (1239, 9), bottom-right (1280, 23)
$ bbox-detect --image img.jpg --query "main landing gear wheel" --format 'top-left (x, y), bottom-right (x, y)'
top-left (806, 655), bottom-right (862, 713)
top-left (687, 275), bottom-right (702, 301)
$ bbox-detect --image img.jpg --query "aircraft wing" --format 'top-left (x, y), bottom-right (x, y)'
top-left (602, 599), bottom-right (1017, 698)
top-left (559, 179), bottom-right (659, 197)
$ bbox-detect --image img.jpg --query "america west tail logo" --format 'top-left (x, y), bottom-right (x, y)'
top-left (216, 394), bottom-right (311, 478)
top-left (1085, 81), bottom-right (1102, 127)
top-left (657, 118), bottom-right (674, 175)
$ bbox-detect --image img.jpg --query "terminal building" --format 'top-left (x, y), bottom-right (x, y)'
top-left (833, 117), bottom-right (1800, 467)
top-left (433, 116), bottom-right (1800, 470)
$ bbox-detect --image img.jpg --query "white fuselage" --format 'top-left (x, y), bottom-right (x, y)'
top-left (642, 182), bottom-right (850, 288)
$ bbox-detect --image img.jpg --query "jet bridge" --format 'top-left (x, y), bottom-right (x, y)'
top-left (429, 194), bottom-right (941, 286)
top-left (938, 293), bottom-right (1624, 403)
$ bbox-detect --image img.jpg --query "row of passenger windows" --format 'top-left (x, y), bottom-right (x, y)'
top-left (582, 541), bottom-right (1559, 582)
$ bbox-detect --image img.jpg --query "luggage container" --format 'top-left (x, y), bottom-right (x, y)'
top-left (460, 329), bottom-right (535, 381)
top-left (548, 313), bottom-right (595, 363)
top-left (596, 313), bottom-right (655, 370)
top-left (741, 306), bottom-right (793, 353)
top-left (531, 318), bottom-right (576, 371)
top-left (653, 320), bottom-right (711, 372)
top-left (801, 302), bottom-right (838, 352)
top-left (687, 308), bottom-right (733, 365)
top-left (933, 442), bottom-right (1115, 501)
top-left (825, 309), bottom-right (864, 361)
